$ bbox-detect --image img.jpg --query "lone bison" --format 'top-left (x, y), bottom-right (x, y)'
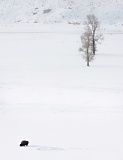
top-left (20, 140), bottom-right (29, 146)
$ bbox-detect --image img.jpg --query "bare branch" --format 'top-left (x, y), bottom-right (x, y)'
top-left (83, 14), bottom-right (103, 55)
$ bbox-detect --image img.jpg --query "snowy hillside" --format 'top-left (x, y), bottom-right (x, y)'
top-left (0, 0), bottom-right (123, 24)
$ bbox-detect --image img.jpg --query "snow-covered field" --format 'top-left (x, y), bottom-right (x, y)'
top-left (0, 24), bottom-right (123, 160)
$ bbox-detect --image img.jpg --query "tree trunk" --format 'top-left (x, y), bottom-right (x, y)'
top-left (87, 53), bottom-right (90, 66)
top-left (87, 60), bottom-right (89, 66)
top-left (93, 35), bottom-right (95, 55)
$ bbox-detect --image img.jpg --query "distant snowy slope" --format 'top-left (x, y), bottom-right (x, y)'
top-left (0, 0), bottom-right (123, 24)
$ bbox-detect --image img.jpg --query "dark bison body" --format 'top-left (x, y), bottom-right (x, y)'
top-left (20, 140), bottom-right (29, 146)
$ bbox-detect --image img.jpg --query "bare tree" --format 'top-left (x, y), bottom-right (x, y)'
top-left (84, 14), bottom-right (103, 55)
top-left (79, 31), bottom-right (94, 67)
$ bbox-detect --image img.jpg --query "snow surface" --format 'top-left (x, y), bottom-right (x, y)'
top-left (0, 0), bottom-right (123, 24)
top-left (0, 24), bottom-right (123, 160)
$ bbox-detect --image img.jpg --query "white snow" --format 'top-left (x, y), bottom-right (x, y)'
top-left (0, 0), bottom-right (123, 24)
top-left (0, 24), bottom-right (123, 160)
